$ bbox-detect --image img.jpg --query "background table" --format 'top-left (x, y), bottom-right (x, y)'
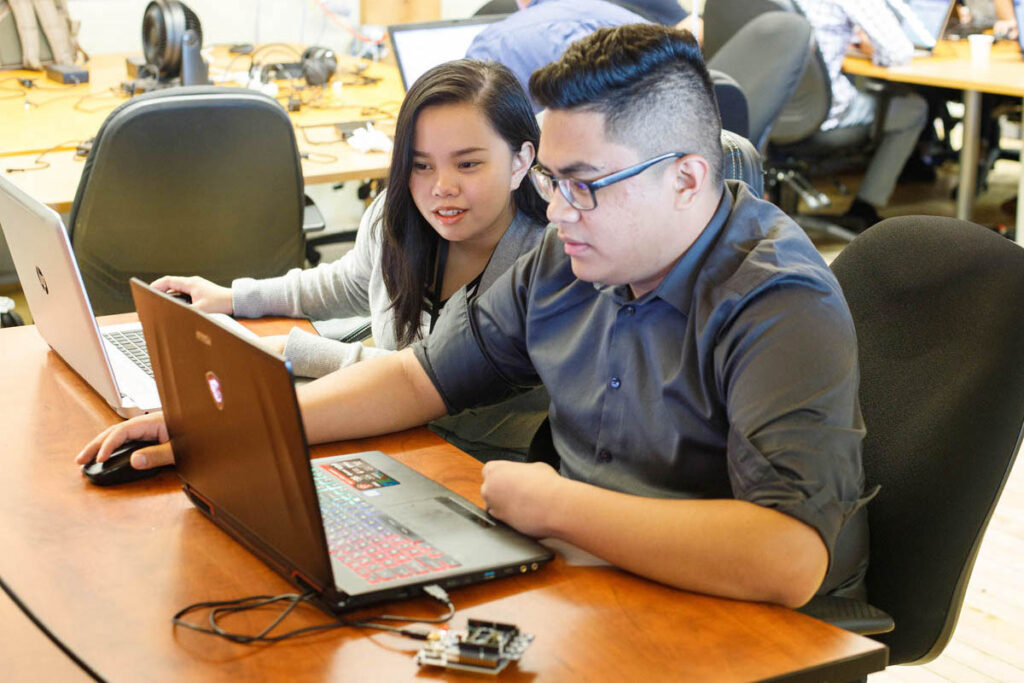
top-left (0, 315), bottom-right (889, 681)
top-left (0, 48), bottom-right (403, 212)
top-left (843, 39), bottom-right (1024, 243)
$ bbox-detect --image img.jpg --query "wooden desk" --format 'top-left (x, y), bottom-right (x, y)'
top-left (0, 48), bottom-right (402, 211)
top-left (0, 317), bottom-right (888, 681)
top-left (843, 39), bottom-right (1024, 244)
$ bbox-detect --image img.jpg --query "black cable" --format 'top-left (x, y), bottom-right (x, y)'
top-left (171, 584), bottom-right (454, 645)
top-left (5, 138), bottom-right (83, 173)
top-left (0, 576), bottom-right (104, 682)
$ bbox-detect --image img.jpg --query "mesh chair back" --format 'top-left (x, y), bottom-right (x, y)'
top-left (70, 86), bottom-right (306, 315)
top-left (831, 217), bottom-right (1024, 664)
top-left (720, 130), bottom-right (763, 197)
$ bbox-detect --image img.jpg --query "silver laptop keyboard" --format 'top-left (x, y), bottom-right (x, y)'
top-left (103, 329), bottom-right (153, 378)
top-left (312, 466), bottom-right (461, 585)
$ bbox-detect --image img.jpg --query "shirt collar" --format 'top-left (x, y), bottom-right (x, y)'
top-left (602, 183), bottom-right (733, 313)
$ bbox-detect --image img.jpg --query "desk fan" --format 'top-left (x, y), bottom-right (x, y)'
top-left (142, 0), bottom-right (209, 85)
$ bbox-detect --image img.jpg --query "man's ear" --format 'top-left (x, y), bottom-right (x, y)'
top-left (510, 140), bottom-right (535, 191)
top-left (671, 154), bottom-right (710, 210)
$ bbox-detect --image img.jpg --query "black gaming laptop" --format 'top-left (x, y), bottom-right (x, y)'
top-left (130, 278), bottom-right (551, 611)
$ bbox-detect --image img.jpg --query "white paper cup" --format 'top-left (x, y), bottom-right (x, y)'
top-left (969, 33), bottom-right (994, 66)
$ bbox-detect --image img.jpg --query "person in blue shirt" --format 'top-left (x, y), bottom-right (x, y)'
top-left (466, 0), bottom-right (651, 111)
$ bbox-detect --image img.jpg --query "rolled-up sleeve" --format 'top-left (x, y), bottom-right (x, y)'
top-left (716, 278), bottom-right (868, 560)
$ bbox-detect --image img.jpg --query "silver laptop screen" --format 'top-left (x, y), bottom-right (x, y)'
top-left (389, 18), bottom-right (500, 90)
top-left (898, 0), bottom-right (954, 49)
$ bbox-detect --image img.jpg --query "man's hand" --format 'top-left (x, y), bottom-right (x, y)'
top-left (150, 275), bottom-right (233, 314)
top-left (75, 412), bottom-right (174, 470)
top-left (853, 28), bottom-right (875, 58)
top-left (480, 461), bottom-right (564, 537)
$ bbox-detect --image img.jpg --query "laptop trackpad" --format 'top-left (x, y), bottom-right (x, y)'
top-left (389, 497), bottom-right (493, 540)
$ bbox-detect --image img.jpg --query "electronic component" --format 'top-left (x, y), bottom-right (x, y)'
top-left (414, 619), bottom-right (533, 675)
top-left (44, 63), bottom-right (89, 85)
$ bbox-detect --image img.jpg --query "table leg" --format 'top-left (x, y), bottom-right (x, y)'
top-left (1017, 96), bottom-right (1024, 247)
top-left (957, 89), bottom-right (981, 222)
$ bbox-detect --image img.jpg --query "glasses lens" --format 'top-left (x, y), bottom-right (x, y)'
top-left (566, 179), bottom-right (595, 210)
top-left (529, 168), bottom-right (555, 202)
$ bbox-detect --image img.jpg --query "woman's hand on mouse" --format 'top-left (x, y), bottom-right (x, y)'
top-left (150, 275), bottom-right (233, 315)
top-left (76, 412), bottom-right (174, 470)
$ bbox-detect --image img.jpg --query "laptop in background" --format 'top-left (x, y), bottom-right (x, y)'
top-left (890, 0), bottom-right (957, 52)
top-left (129, 278), bottom-right (551, 611)
top-left (0, 175), bottom-right (256, 419)
top-left (388, 15), bottom-right (504, 90)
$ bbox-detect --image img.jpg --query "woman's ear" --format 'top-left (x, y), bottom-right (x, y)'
top-left (509, 141), bottom-right (535, 191)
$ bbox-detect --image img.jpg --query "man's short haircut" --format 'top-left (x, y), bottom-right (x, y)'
top-left (529, 24), bottom-right (723, 186)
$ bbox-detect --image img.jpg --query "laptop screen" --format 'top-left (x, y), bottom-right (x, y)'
top-left (896, 0), bottom-right (956, 49)
top-left (388, 16), bottom-right (504, 90)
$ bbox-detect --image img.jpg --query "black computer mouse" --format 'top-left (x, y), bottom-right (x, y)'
top-left (81, 440), bottom-right (168, 486)
top-left (167, 290), bottom-right (192, 304)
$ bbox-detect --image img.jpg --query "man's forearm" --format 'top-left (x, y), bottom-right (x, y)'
top-left (548, 481), bottom-right (828, 607)
top-left (297, 348), bottom-right (448, 445)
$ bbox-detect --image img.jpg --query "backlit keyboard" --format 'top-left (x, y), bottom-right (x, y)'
top-left (312, 465), bottom-right (461, 584)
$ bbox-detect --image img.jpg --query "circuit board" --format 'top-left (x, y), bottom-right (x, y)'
top-left (414, 619), bottom-right (534, 675)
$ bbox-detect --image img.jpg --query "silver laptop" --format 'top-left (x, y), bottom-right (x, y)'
top-left (388, 15), bottom-right (505, 90)
top-left (0, 176), bottom-right (252, 418)
top-left (889, 0), bottom-right (957, 52)
top-left (131, 278), bottom-right (552, 610)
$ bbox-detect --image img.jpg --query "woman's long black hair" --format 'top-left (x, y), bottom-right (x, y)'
top-left (379, 59), bottom-right (547, 348)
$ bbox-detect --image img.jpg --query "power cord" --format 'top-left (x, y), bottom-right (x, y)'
top-left (5, 139), bottom-right (85, 173)
top-left (171, 584), bottom-right (454, 645)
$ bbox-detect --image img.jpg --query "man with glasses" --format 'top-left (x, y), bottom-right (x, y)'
top-left (86, 24), bottom-right (869, 607)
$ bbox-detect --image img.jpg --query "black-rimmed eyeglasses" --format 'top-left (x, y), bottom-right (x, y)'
top-left (528, 152), bottom-right (687, 211)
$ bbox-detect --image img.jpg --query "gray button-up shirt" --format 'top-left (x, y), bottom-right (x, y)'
top-left (413, 181), bottom-right (869, 597)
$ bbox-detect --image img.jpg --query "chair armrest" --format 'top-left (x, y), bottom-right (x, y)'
top-left (797, 594), bottom-right (895, 635)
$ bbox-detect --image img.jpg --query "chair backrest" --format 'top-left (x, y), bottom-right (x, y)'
top-left (70, 86), bottom-right (306, 315)
top-left (830, 216), bottom-right (1024, 665)
top-left (709, 69), bottom-right (750, 140)
top-left (473, 0), bottom-right (516, 15)
top-left (707, 12), bottom-right (811, 151)
top-left (703, 0), bottom-right (830, 146)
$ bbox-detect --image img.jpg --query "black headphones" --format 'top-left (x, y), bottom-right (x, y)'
top-left (300, 46), bottom-right (337, 87)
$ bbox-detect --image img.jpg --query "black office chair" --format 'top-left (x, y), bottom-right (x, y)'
top-left (69, 86), bottom-right (307, 315)
top-left (798, 216), bottom-right (1024, 666)
top-left (706, 11), bottom-right (812, 153)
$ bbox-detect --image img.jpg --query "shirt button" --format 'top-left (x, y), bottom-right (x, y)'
top-left (597, 450), bottom-right (613, 463)
top-left (625, 305), bottom-right (635, 316)
top-left (609, 377), bottom-right (621, 389)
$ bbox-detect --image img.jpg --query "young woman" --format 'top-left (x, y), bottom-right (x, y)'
top-left (148, 59), bottom-right (549, 462)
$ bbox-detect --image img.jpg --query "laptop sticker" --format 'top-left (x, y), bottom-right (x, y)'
top-left (324, 458), bottom-right (400, 491)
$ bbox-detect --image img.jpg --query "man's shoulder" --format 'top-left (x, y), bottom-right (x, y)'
top-left (706, 184), bottom-right (841, 310)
